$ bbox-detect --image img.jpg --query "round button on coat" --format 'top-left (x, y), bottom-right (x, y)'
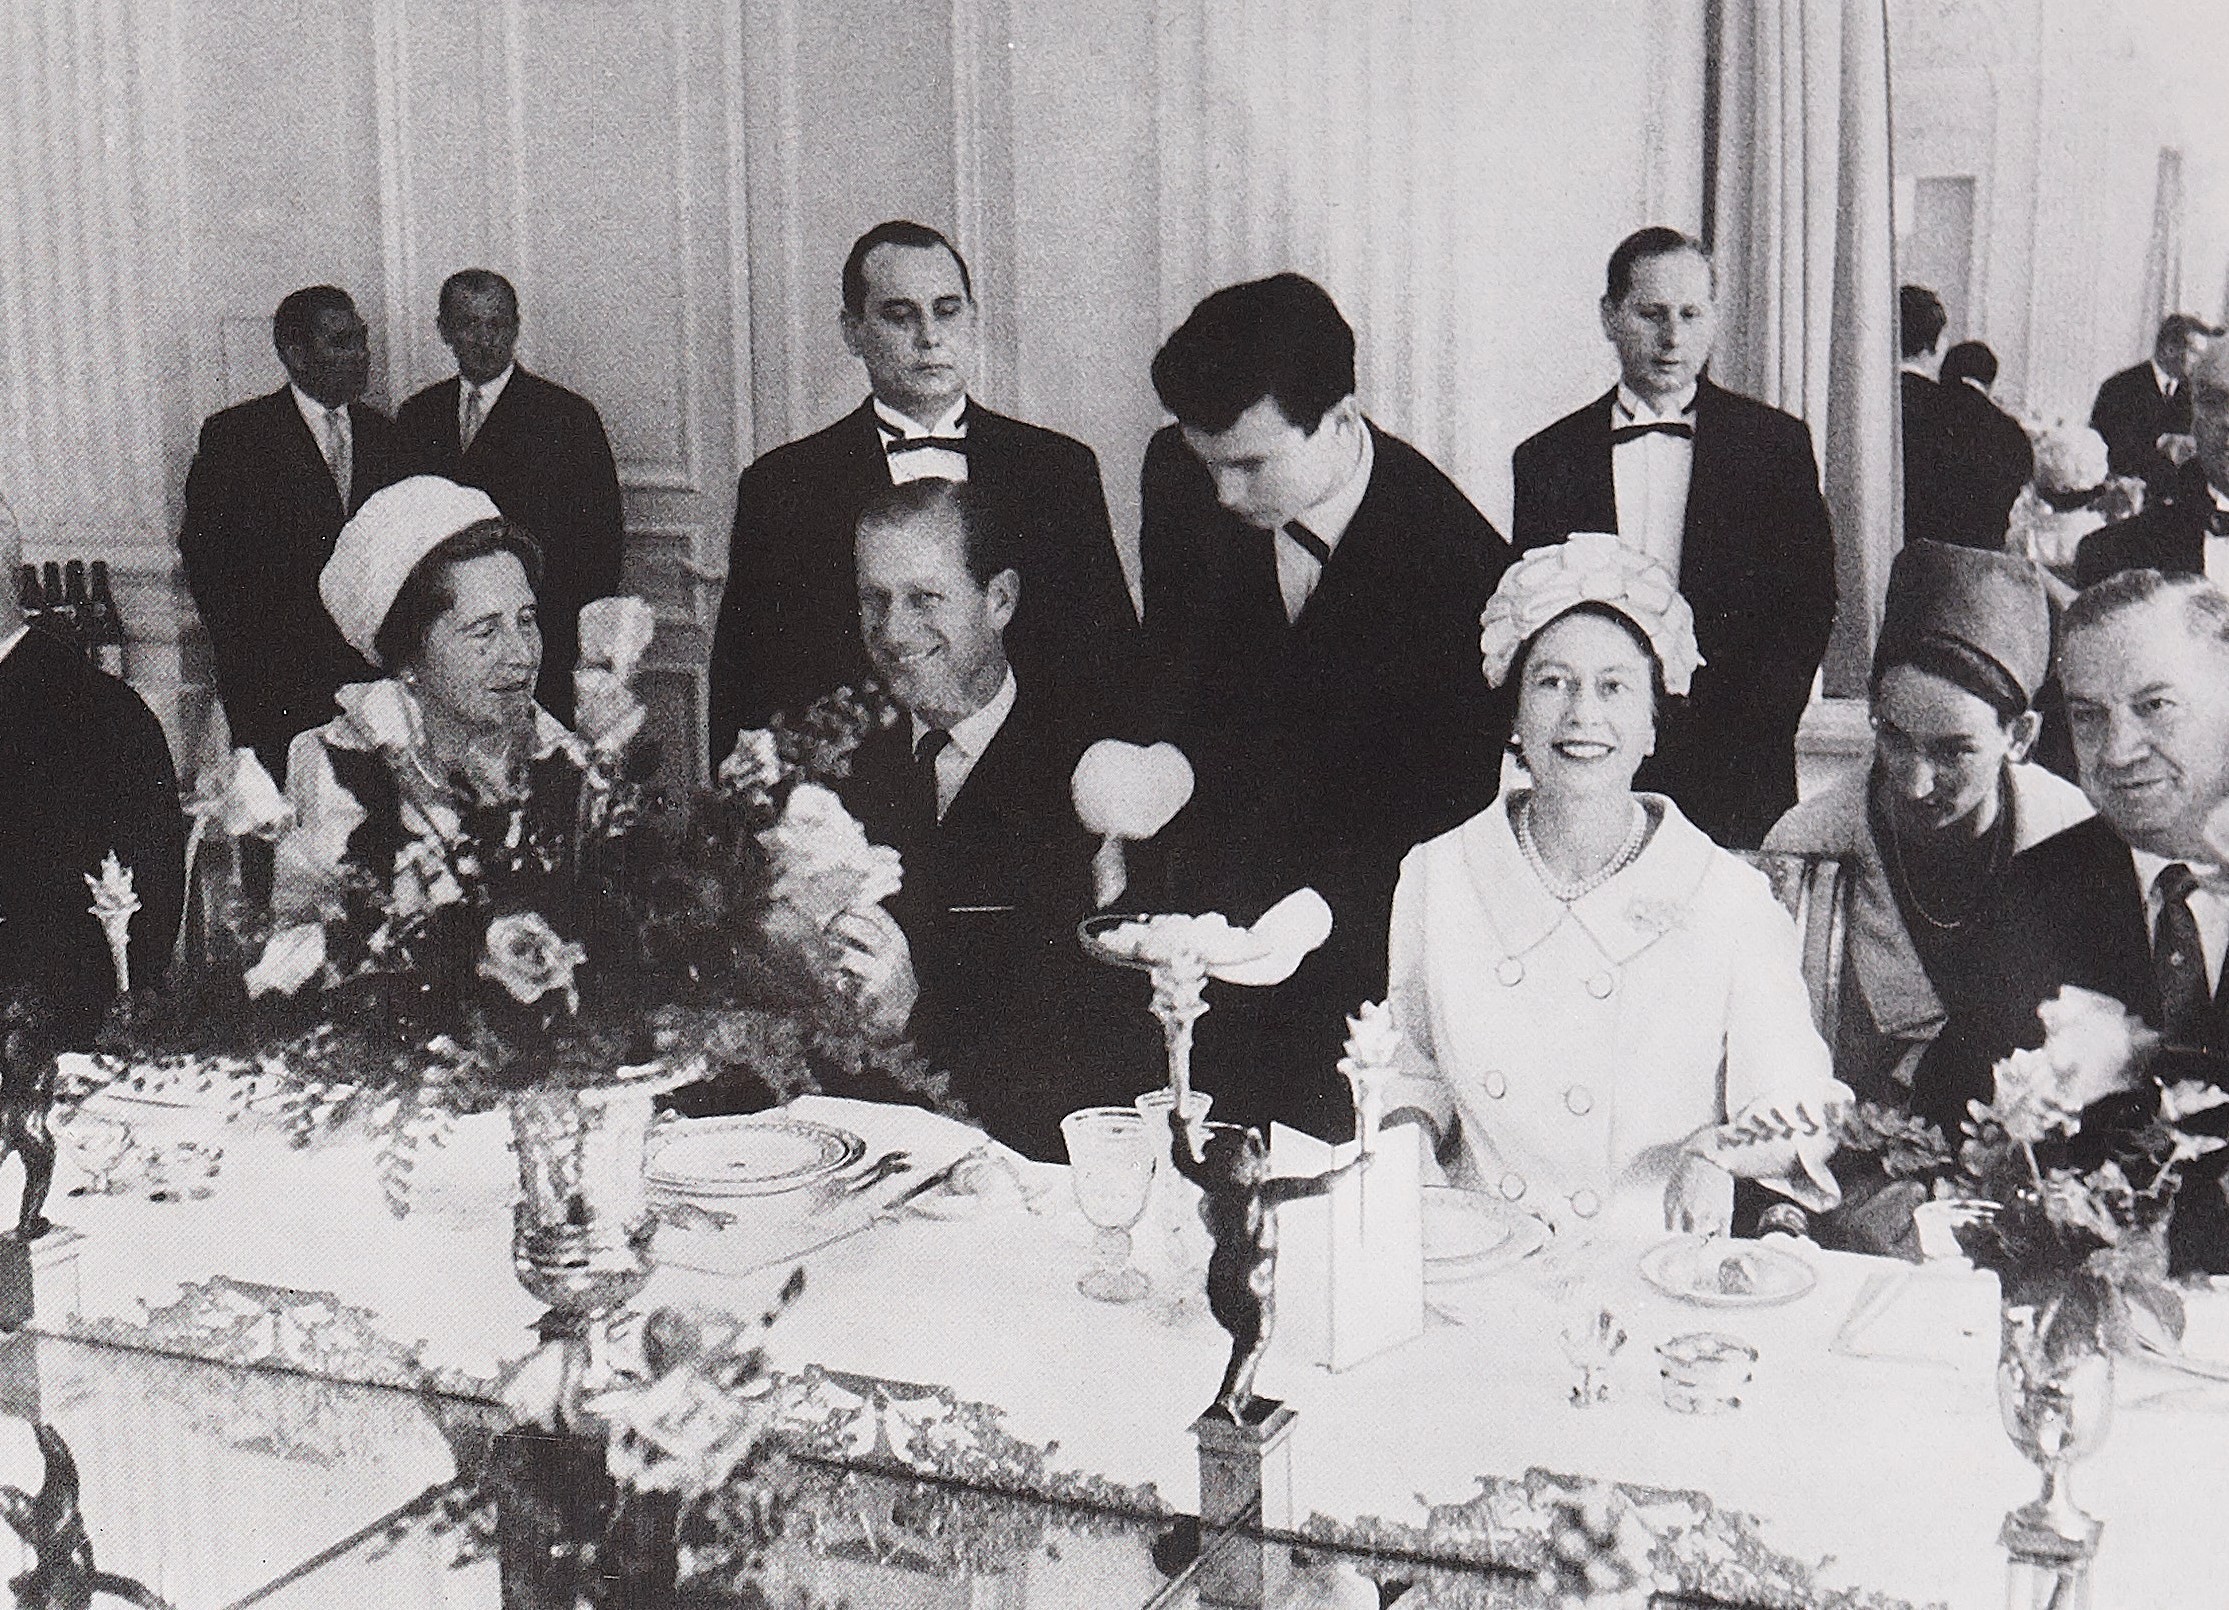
top-left (1564, 1084), bottom-right (1594, 1116)
top-left (1483, 1070), bottom-right (1508, 1099)
top-left (1570, 1188), bottom-right (1602, 1219)
top-left (1499, 1173), bottom-right (1527, 1201)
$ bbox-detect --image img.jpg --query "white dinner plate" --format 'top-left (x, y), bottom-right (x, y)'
top-left (1640, 1235), bottom-right (1817, 1309)
top-left (1422, 1187), bottom-right (1549, 1275)
top-left (648, 1117), bottom-right (865, 1199)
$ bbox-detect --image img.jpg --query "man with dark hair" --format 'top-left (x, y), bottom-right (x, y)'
top-left (1897, 283), bottom-right (1954, 550)
top-left (2079, 337), bottom-right (2229, 588)
top-left (1141, 272), bottom-right (1511, 1140)
top-left (394, 269), bottom-right (624, 722)
top-left (838, 479), bottom-right (1153, 1157)
top-left (1512, 227), bottom-right (1836, 848)
top-left (2090, 312), bottom-right (2218, 495)
top-left (1935, 339), bottom-right (2034, 549)
top-left (1913, 568), bottom-right (2229, 1271)
top-left (180, 285), bottom-right (400, 779)
top-left (708, 219), bottom-right (1137, 764)
top-left (0, 493), bottom-right (185, 1049)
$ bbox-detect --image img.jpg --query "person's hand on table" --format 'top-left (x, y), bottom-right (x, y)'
top-left (831, 905), bottom-right (917, 1038)
top-left (1665, 1150), bottom-right (1734, 1234)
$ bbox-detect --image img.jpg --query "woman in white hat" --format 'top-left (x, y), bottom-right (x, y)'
top-left (1380, 534), bottom-right (1851, 1239)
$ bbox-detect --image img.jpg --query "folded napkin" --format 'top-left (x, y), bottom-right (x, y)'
top-left (1828, 1263), bottom-right (1997, 1371)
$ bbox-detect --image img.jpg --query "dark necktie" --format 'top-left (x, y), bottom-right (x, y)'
top-left (1609, 420), bottom-right (1694, 446)
top-left (1282, 521), bottom-right (1332, 567)
top-left (914, 727), bottom-right (952, 824)
top-left (2153, 862), bottom-right (2211, 1043)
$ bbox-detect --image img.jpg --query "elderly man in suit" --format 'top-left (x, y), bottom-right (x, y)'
top-left (708, 220), bottom-right (1138, 764)
top-left (2089, 313), bottom-right (2216, 497)
top-left (838, 479), bottom-right (1154, 1159)
top-left (179, 285), bottom-right (398, 780)
top-left (1913, 569), bottom-right (2229, 1272)
top-left (395, 270), bottom-right (624, 721)
top-left (2077, 335), bottom-right (2229, 589)
top-left (0, 495), bottom-right (184, 1049)
top-left (1141, 272), bottom-right (1511, 1139)
top-left (1512, 226), bottom-right (1837, 848)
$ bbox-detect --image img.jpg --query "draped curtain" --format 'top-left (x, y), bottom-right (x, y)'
top-left (1710, 0), bottom-right (1897, 698)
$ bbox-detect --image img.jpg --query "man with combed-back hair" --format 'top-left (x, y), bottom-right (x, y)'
top-left (180, 285), bottom-right (400, 780)
top-left (1512, 227), bottom-right (1836, 849)
top-left (707, 220), bottom-right (1138, 763)
top-left (1140, 272), bottom-right (1511, 1141)
top-left (1913, 568), bottom-right (2229, 1272)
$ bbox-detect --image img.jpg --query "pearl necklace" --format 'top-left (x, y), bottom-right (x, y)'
top-left (1516, 797), bottom-right (1649, 904)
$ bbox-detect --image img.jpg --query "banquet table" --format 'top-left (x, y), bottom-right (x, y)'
top-left (30, 1089), bottom-right (2229, 1608)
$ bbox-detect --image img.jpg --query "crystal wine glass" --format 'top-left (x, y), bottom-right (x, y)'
top-left (1061, 1106), bottom-right (1157, 1303)
top-left (56, 1109), bottom-right (133, 1197)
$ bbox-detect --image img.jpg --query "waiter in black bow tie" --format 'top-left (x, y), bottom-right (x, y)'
top-left (708, 219), bottom-right (1138, 765)
top-left (1511, 226), bottom-right (1838, 848)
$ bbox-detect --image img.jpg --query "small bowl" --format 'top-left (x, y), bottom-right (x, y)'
top-left (1657, 1331), bottom-right (1757, 1414)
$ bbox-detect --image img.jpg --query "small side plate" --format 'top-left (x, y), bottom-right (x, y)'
top-left (1640, 1235), bottom-right (1817, 1309)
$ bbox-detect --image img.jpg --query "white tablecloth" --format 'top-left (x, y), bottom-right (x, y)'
top-left (47, 1095), bottom-right (2229, 1610)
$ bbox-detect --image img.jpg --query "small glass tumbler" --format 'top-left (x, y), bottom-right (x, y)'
top-left (1061, 1106), bottom-right (1157, 1303)
top-left (1657, 1332), bottom-right (1757, 1413)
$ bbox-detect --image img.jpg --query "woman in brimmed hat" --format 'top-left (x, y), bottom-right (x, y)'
top-left (1767, 542), bottom-right (2090, 1106)
top-left (1378, 534), bottom-right (1851, 1240)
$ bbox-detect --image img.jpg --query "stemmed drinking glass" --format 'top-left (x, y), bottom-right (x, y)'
top-left (55, 1108), bottom-right (133, 1197)
top-left (1061, 1106), bottom-right (1157, 1303)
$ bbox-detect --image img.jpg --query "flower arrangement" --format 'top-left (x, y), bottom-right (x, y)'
top-left (85, 629), bottom-right (945, 1165)
top-left (1931, 987), bottom-right (2225, 1364)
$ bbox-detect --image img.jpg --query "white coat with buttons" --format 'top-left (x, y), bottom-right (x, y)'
top-left (1384, 793), bottom-right (1848, 1239)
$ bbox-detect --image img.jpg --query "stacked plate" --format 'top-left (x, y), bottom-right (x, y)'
top-left (1421, 1186), bottom-right (1549, 1279)
top-left (648, 1117), bottom-right (866, 1202)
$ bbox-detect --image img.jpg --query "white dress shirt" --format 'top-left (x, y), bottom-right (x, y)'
top-left (291, 384), bottom-right (352, 503)
top-left (2131, 846), bottom-right (2229, 993)
top-left (912, 666), bottom-right (1016, 820)
top-left (2205, 487), bottom-right (2229, 591)
top-left (1273, 423), bottom-right (1374, 624)
top-left (0, 625), bottom-right (26, 667)
top-left (2153, 360), bottom-right (2180, 403)
top-left (876, 396), bottom-right (970, 485)
top-left (458, 363), bottom-right (515, 451)
top-left (1610, 383), bottom-right (1695, 578)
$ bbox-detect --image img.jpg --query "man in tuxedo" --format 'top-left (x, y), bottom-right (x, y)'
top-left (179, 286), bottom-right (398, 780)
top-left (2089, 313), bottom-right (2215, 496)
top-left (394, 270), bottom-right (624, 721)
top-left (708, 220), bottom-right (1138, 765)
top-left (0, 496), bottom-right (184, 1049)
top-left (1512, 227), bottom-right (1836, 848)
top-left (1937, 340), bottom-right (2035, 550)
top-left (1912, 570), bottom-right (2229, 1271)
top-left (1141, 272), bottom-right (1510, 1139)
top-left (838, 480), bottom-right (1155, 1159)
top-left (2077, 335), bottom-right (2229, 589)
top-left (1898, 283), bottom-right (1955, 550)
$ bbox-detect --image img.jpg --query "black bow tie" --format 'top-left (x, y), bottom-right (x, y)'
top-left (1610, 420), bottom-right (1694, 445)
top-left (884, 434), bottom-right (969, 459)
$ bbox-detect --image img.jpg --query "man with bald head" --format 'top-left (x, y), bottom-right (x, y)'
top-left (2078, 334), bottom-right (2229, 588)
top-left (395, 269), bottom-right (624, 720)
top-left (1913, 568), bottom-right (2229, 1270)
top-left (0, 494), bottom-right (185, 1047)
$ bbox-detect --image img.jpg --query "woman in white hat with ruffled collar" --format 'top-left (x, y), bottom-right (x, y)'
top-left (1381, 534), bottom-right (1851, 1239)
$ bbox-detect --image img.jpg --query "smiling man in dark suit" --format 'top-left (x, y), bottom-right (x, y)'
top-left (180, 285), bottom-right (399, 780)
top-left (1913, 569), bottom-right (2229, 1271)
top-left (839, 479), bottom-right (1154, 1159)
top-left (2089, 313), bottom-right (2216, 498)
top-left (1512, 226), bottom-right (1836, 848)
top-left (708, 220), bottom-right (1138, 766)
top-left (1141, 272), bottom-right (1511, 1139)
top-left (394, 270), bottom-right (624, 721)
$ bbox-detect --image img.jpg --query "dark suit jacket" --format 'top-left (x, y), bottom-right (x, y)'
top-left (2090, 361), bottom-right (2190, 491)
top-left (1511, 378), bottom-right (1837, 848)
top-left (1901, 370), bottom-right (1954, 549)
top-left (1140, 419), bottom-right (1511, 1138)
top-left (707, 399), bottom-right (1140, 763)
top-left (1906, 372), bottom-right (2034, 551)
top-left (179, 388), bottom-right (398, 778)
top-left (395, 367), bottom-right (625, 720)
top-left (0, 630), bottom-right (186, 1047)
top-left (839, 682), bottom-right (1159, 1160)
top-left (2074, 462), bottom-right (2216, 587)
top-left (1911, 814), bottom-right (2229, 1273)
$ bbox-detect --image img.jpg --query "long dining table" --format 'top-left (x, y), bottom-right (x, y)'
top-left (34, 1085), bottom-right (2229, 1608)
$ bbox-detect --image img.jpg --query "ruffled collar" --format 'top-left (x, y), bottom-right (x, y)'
top-left (1459, 791), bottom-right (1719, 967)
top-left (327, 678), bottom-right (580, 767)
